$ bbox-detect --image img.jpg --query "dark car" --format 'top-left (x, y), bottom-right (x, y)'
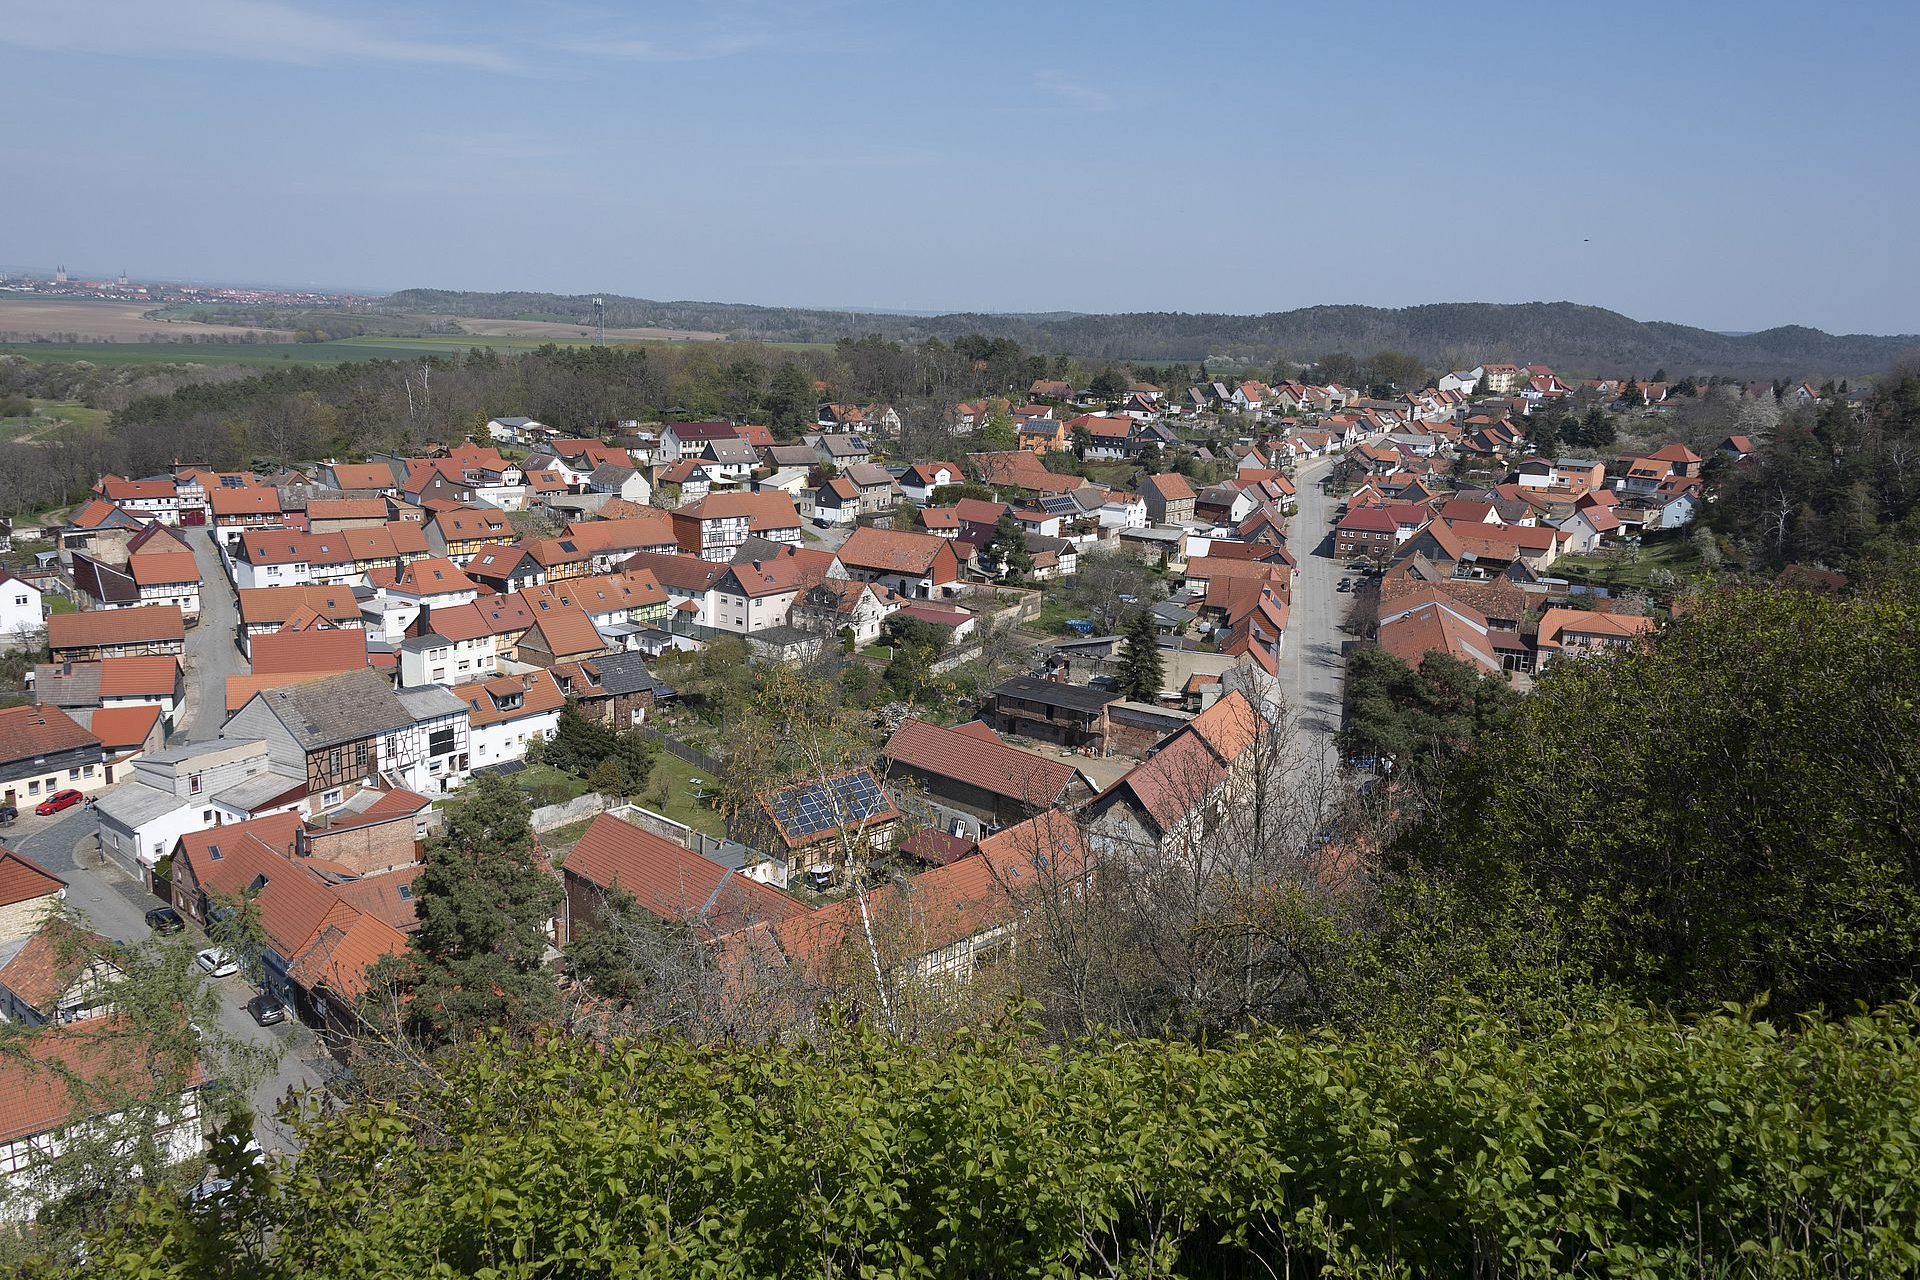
top-left (0, 804), bottom-right (15, 827)
top-left (144, 906), bottom-right (186, 934)
top-left (35, 788), bottom-right (83, 816)
top-left (248, 994), bottom-right (289, 1027)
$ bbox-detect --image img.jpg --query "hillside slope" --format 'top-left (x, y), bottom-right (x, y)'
top-left (387, 289), bottom-right (1916, 374)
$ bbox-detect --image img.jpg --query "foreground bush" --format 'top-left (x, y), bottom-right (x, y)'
top-left (72, 1000), bottom-right (1920, 1279)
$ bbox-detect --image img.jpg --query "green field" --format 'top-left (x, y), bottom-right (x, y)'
top-left (1552, 534), bottom-right (1703, 591)
top-left (0, 398), bottom-right (112, 439)
top-left (0, 332), bottom-right (691, 368)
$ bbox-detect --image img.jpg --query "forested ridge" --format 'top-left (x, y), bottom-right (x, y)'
top-left (389, 289), bottom-right (1918, 374)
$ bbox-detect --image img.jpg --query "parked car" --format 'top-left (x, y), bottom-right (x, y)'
top-left (195, 947), bottom-right (239, 979)
top-left (35, 788), bottom-right (83, 816)
top-left (145, 906), bottom-right (185, 934)
top-left (0, 804), bottom-right (15, 827)
top-left (1337, 578), bottom-right (1352, 592)
top-left (248, 993), bottom-right (289, 1026)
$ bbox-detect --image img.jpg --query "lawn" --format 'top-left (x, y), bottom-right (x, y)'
top-left (510, 763), bottom-right (590, 807)
top-left (641, 752), bottom-right (727, 838)
top-left (43, 596), bottom-right (75, 615)
top-left (1553, 534), bottom-right (1703, 591)
top-left (1032, 597), bottom-right (1085, 635)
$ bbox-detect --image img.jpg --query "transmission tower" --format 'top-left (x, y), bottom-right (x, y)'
top-left (593, 296), bottom-right (605, 346)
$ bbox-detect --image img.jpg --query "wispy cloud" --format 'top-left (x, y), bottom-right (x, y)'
top-left (557, 23), bottom-right (778, 63)
top-left (0, 0), bottom-right (515, 71)
top-left (1033, 70), bottom-right (1117, 112)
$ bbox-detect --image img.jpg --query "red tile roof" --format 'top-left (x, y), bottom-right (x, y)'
top-left (87, 703), bottom-right (162, 751)
top-left (882, 717), bottom-right (1079, 805)
top-left (0, 1016), bottom-right (206, 1145)
top-left (0, 705), bottom-right (100, 763)
top-left (0, 846), bottom-right (65, 909)
top-left (250, 628), bottom-right (367, 676)
top-left (48, 605), bottom-right (185, 651)
top-left (565, 813), bottom-right (806, 938)
top-left (96, 655), bottom-right (181, 697)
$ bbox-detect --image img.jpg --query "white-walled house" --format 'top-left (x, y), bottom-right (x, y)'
top-left (93, 740), bottom-right (303, 878)
top-left (0, 573), bottom-right (43, 643)
top-left (454, 670), bottom-right (565, 770)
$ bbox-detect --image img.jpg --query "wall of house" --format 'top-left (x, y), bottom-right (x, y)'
top-left (0, 750), bottom-right (109, 807)
top-left (0, 1089), bottom-right (204, 1225)
top-left (469, 710), bottom-right (561, 769)
top-left (221, 702), bottom-right (310, 777)
top-left (0, 891), bottom-right (61, 944)
top-left (303, 817), bottom-right (421, 877)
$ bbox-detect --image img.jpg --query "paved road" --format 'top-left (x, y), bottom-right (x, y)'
top-left (1280, 451), bottom-right (1360, 777)
top-left (11, 808), bottom-right (325, 1153)
top-left (183, 528), bottom-right (246, 739)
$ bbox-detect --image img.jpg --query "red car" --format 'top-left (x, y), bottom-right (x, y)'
top-left (35, 789), bottom-right (83, 816)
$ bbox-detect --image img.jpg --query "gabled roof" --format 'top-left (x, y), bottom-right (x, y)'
top-left (453, 670), bottom-right (565, 728)
top-left (524, 609), bottom-right (606, 659)
top-left (327, 462), bottom-right (397, 490)
top-left (239, 669), bottom-right (424, 749)
top-left (758, 768), bottom-right (900, 852)
top-left (0, 704), bottom-right (101, 765)
top-left (882, 717), bottom-right (1079, 806)
top-left (237, 586), bottom-right (361, 628)
top-left (96, 655), bottom-right (180, 697)
top-left (428, 506), bottom-right (512, 543)
top-left (0, 846), bottom-right (66, 909)
top-left (1142, 473), bottom-right (1196, 502)
top-left (66, 498), bottom-right (145, 531)
top-left (837, 527), bottom-right (954, 578)
top-left (0, 1016), bottom-right (206, 1145)
top-left (1537, 607), bottom-right (1656, 649)
top-left (565, 812), bottom-right (804, 938)
top-left (87, 703), bottom-right (162, 751)
top-left (463, 543), bottom-right (538, 580)
top-left (48, 604), bottom-right (184, 652)
top-left (250, 627), bottom-right (367, 676)
top-left (207, 487), bottom-right (283, 517)
top-left (306, 497), bottom-right (392, 522)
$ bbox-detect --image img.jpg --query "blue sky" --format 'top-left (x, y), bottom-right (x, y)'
top-left (3, 0), bottom-right (1916, 333)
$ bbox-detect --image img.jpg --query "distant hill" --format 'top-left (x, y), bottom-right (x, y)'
top-left (385, 290), bottom-right (1917, 376)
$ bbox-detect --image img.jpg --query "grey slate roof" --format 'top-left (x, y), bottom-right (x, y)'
top-left (252, 669), bottom-right (418, 748)
top-left (572, 650), bottom-right (667, 697)
top-left (210, 769), bottom-right (307, 811)
top-left (396, 686), bottom-right (468, 722)
top-left (992, 675), bottom-right (1121, 715)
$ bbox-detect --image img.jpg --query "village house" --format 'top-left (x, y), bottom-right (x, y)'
top-left (453, 669), bottom-right (566, 770)
top-left (836, 527), bottom-right (961, 600)
top-left (47, 606), bottom-right (185, 664)
top-left (898, 461), bottom-right (963, 505)
top-left (0, 705), bottom-right (109, 811)
top-left (755, 767), bottom-right (902, 877)
top-left (0, 1015), bottom-right (209, 1223)
top-left (167, 810), bottom-right (417, 1032)
top-left (235, 586), bottom-right (363, 656)
top-left (515, 607), bottom-right (611, 669)
top-left (559, 812), bottom-right (806, 945)
top-left (790, 578), bottom-right (903, 646)
top-left (988, 675), bottom-right (1120, 752)
top-left (881, 717), bottom-right (1088, 840)
top-left (1082, 691), bottom-right (1271, 861)
top-left (93, 739), bottom-right (305, 879)
top-left (548, 652), bottom-right (668, 728)
top-left (224, 669), bottom-right (472, 802)
top-left (671, 492), bottom-right (803, 561)
top-left (0, 572), bottom-right (43, 643)
top-left (1140, 473), bottom-right (1197, 525)
top-left (1535, 607), bottom-right (1657, 664)
top-left (424, 507), bottom-right (514, 564)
